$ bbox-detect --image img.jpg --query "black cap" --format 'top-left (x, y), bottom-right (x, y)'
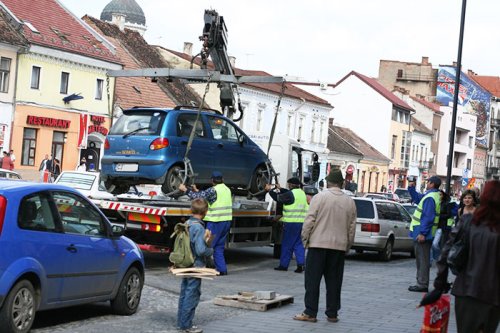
top-left (287, 177), bottom-right (302, 185)
top-left (428, 176), bottom-right (441, 188)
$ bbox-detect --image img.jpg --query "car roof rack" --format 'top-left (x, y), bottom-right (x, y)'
top-left (173, 105), bottom-right (222, 115)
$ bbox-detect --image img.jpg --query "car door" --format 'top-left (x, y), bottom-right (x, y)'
top-left (384, 202), bottom-right (408, 249)
top-left (16, 192), bottom-right (66, 303)
top-left (51, 191), bottom-right (123, 301)
top-left (173, 112), bottom-right (214, 184)
top-left (206, 115), bottom-right (251, 185)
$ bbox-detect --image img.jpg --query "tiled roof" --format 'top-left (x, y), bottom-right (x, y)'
top-left (162, 47), bottom-right (331, 107)
top-left (1, 0), bottom-right (119, 64)
top-left (411, 117), bottom-right (433, 135)
top-left (83, 16), bottom-right (200, 106)
top-left (470, 75), bottom-right (500, 97)
top-left (337, 71), bottom-right (414, 112)
top-left (330, 125), bottom-right (390, 162)
top-left (0, 8), bottom-right (26, 46)
top-left (410, 95), bottom-right (442, 113)
top-left (327, 127), bottom-right (363, 156)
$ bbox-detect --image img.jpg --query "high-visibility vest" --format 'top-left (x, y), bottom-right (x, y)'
top-left (410, 191), bottom-right (441, 236)
top-left (281, 188), bottom-right (308, 223)
top-left (446, 216), bottom-right (455, 227)
top-left (204, 183), bottom-right (232, 222)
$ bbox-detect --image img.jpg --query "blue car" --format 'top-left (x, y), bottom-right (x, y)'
top-left (101, 107), bottom-right (271, 195)
top-left (0, 180), bottom-right (144, 333)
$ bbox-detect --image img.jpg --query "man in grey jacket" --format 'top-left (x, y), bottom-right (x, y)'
top-left (293, 168), bottom-right (356, 323)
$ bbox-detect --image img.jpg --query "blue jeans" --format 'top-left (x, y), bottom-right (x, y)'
top-left (280, 222), bottom-right (305, 268)
top-left (207, 221), bottom-right (231, 273)
top-left (177, 277), bottom-right (202, 330)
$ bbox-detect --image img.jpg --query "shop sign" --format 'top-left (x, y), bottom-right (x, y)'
top-left (88, 115), bottom-right (108, 136)
top-left (26, 115), bottom-right (70, 128)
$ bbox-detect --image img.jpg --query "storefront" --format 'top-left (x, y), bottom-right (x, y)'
top-left (11, 105), bottom-right (110, 180)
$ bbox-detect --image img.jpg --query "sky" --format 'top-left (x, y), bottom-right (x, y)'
top-left (59, 0), bottom-right (500, 84)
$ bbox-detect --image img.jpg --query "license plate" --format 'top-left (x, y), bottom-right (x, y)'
top-left (116, 163), bottom-right (138, 172)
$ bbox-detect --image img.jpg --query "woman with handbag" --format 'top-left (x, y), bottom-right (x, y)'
top-left (421, 180), bottom-right (500, 332)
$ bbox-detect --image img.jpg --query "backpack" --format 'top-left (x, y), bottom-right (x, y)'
top-left (169, 222), bottom-right (194, 268)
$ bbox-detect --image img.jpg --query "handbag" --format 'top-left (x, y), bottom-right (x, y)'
top-left (447, 214), bottom-right (472, 275)
top-left (420, 294), bottom-right (450, 333)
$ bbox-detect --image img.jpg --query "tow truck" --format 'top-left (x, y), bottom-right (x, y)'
top-left (95, 10), bottom-right (320, 253)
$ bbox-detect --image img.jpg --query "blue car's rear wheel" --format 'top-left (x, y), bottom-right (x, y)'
top-left (162, 165), bottom-right (185, 195)
top-left (0, 279), bottom-right (36, 333)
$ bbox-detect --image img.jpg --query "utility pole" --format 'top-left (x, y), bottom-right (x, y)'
top-left (445, 0), bottom-right (467, 195)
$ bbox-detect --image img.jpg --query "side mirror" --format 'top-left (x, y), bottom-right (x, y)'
top-left (238, 135), bottom-right (245, 145)
top-left (111, 225), bottom-right (125, 238)
top-left (311, 162), bottom-right (320, 182)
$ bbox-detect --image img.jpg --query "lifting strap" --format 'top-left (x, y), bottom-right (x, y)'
top-left (266, 81), bottom-right (286, 157)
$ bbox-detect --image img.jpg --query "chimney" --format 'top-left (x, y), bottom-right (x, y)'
top-left (452, 61), bottom-right (457, 67)
top-left (329, 118), bottom-right (334, 126)
top-left (229, 56), bottom-right (236, 68)
top-left (421, 56), bottom-right (429, 65)
top-left (183, 42), bottom-right (193, 56)
top-left (111, 13), bottom-right (126, 31)
top-left (467, 69), bottom-right (476, 76)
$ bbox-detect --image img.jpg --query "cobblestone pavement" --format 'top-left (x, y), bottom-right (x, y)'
top-left (29, 248), bottom-right (470, 333)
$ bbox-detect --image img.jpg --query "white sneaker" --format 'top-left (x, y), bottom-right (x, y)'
top-left (182, 326), bottom-right (203, 333)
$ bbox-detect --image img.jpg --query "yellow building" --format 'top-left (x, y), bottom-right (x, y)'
top-left (1, 0), bottom-right (121, 180)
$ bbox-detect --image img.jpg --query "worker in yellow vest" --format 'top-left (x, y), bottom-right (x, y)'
top-left (407, 175), bottom-right (442, 293)
top-left (265, 177), bottom-right (308, 273)
top-left (179, 171), bottom-right (232, 276)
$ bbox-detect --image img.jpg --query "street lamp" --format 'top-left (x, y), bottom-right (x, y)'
top-left (445, 0), bottom-right (467, 195)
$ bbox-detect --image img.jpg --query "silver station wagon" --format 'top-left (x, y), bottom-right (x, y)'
top-left (352, 197), bottom-right (414, 261)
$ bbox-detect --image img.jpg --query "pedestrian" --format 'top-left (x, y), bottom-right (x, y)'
top-left (177, 198), bottom-right (214, 333)
top-left (39, 154), bottom-right (52, 182)
top-left (1, 151), bottom-right (14, 170)
top-left (456, 189), bottom-right (478, 220)
top-left (9, 149), bottom-right (15, 164)
top-left (426, 180), bottom-right (500, 333)
top-left (407, 175), bottom-right (441, 292)
top-left (438, 190), bottom-right (458, 247)
top-left (52, 158), bottom-right (61, 181)
top-left (178, 171), bottom-right (232, 276)
top-left (76, 158), bottom-right (87, 171)
top-left (294, 168), bottom-right (356, 323)
top-left (264, 177), bottom-right (308, 273)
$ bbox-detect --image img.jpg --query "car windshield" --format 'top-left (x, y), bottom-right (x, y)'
top-left (354, 200), bottom-right (375, 219)
top-left (395, 189), bottom-right (411, 199)
top-left (56, 173), bottom-right (96, 191)
top-left (110, 111), bottom-right (165, 136)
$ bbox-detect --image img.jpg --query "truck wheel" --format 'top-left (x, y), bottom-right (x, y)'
top-left (111, 267), bottom-right (143, 315)
top-left (378, 239), bottom-right (394, 261)
top-left (162, 165), bottom-right (184, 194)
top-left (250, 166), bottom-right (270, 195)
top-left (0, 279), bottom-right (36, 333)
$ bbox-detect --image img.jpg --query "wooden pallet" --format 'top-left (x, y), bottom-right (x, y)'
top-left (213, 294), bottom-right (294, 312)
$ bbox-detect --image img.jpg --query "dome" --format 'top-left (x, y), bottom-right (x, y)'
top-left (100, 0), bottom-right (146, 26)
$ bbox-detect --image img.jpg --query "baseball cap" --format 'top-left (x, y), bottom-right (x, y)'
top-left (428, 176), bottom-right (441, 188)
top-left (211, 171), bottom-right (223, 179)
top-left (287, 177), bottom-right (302, 185)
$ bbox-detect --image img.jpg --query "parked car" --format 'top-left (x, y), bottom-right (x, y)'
top-left (0, 168), bottom-right (21, 180)
top-left (362, 193), bottom-right (387, 200)
top-left (54, 170), bottom-right (115, 200)
top-left (352, 197), bottom-right (414, 261)
top-left (402, 203), bottom-right (417, 215)
top-left (101, 107), bottom-right (271, 196)
top-left (0, 180), bottom-right (145, 333)
top-left (394, 188), bottom-right (412, 203)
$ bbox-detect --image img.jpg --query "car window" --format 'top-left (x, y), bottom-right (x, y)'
top-left (18, 193), bottom-right (57, 232)
top-left (354, 200), bottom-right (375, 219)
top-left (385, 203), bottom-right (403, 220)
top-left (397, 205), bottom-right (412, 222)
top-left (109, 111), bottom-right (164, 136)
top-left (53, 191), bottom-right (107, 237)
top-left (177, 113), bottom-right (206, 138)
top-left (376, 202), bottom-right (391, 219)
top-left (207, 116), bottom-right (240, 142)
top-left (56, 172), bottom-right (96, 191)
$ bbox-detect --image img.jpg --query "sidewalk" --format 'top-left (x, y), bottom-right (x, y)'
top-left (202, 255), bottom-right (458, 333)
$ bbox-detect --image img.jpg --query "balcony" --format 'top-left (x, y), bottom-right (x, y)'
top-left (418, 160), bottom-right (429, 170)
top-left (396, 73), bottom-right (435, 82)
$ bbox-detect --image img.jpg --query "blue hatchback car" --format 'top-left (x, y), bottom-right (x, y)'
top-left (0, 180), bottom-right (144, 333)
top-left (100, 107), bottom-right (271, 195)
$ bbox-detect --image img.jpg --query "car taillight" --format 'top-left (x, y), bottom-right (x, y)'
top-left (104, 138), bottom-right (110, 150)
top-left (150, 138), bottom-right (169, 150)
top-left (149, 191), bottom-right (157, 196)
top-left (0, 195), bottom-right (6, 236)
top-left (361, 223), bottom-right (380, 233)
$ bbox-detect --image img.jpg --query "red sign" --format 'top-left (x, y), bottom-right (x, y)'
top-left (26, 115), bottom-right (70, 128)
top-left (88, 125), bottom-right (108, 136)
top-left (91, 115), bottom-right (105, 125)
